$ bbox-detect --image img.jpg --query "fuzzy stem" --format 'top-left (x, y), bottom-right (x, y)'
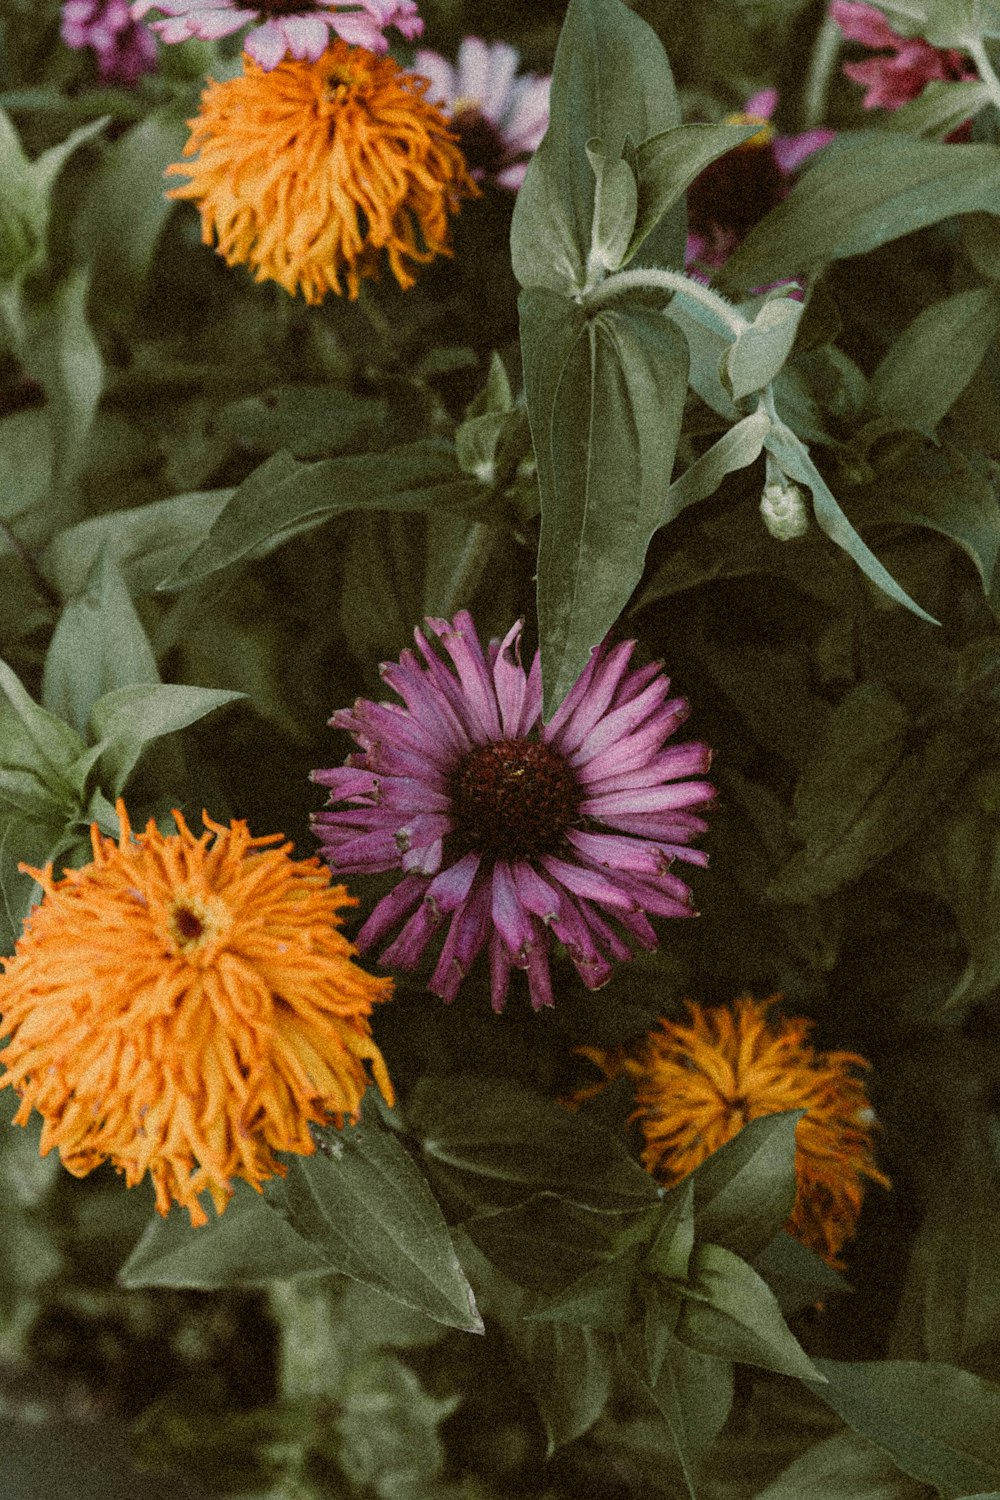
top-left (968, 32), bottom-right (1000, 115)
top-left (579, 266), bottom-right (750, 337)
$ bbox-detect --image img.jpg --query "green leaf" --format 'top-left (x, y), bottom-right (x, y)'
top-left (41, 489), bottom-right (232, 599)
top-left (924, 799), bottom-right (1000, 1007)
top-left (754, 1430), bottom-right (927, 1500)
top-left (721, 135), bottom-right (1000, 292)
top-left (884, 80), bottom-right (993, 140)
top-left (280, 1119), bottom-right (483, 1333)
top-left (869, 287), bottom-right (1000, 436)
top-left (526, 1252), bottom-right (641, 1330)
top-left (586, 138), bottom-right (638, 276)
top-left (644, 1178), bottom-right (696, 1282)
top-left (159, 443), bottom-right (478, 591)
top-left (811, 1360), bottom-right (1000, 1498)
top-left (725, 296), bottom-right (804, 402)
top-left (87, 682), bottom-right (243, 796)
top-left (409, 1074), bottom-right (659, 1211)
top-left (677, 1243), bottom-right (823, 1382)
top-left (0, 809), bottom-right (78, 954)
top-left (42, 552), bottom-right (158, 738)
top-left (15, 268), bottom-right (104, 493)
top-left (464, 1194), bottom-right (643, 1294)
top-left (74, 110), bottom-right (186, 320)
top-left (623, 121), bottom-right (761, 264)
top-left (0, 657), bottom-right (88, 808)
top-left (769, 682), bottom-right (975, 902)
top-left (523, 297), bottom-right (688, 715)
top-left (686, 1112), bottom-right (802, 1260)
top-left (666, 407), bottom-right (771, 517)
top-left (871, 443), bottom-right (1000, 598)
top-left (752, 1231), bottom-right (848, 1318)
top-left (511, 0), bottom-right (679, 293)
top-left (0, 108), bottom-right (42, 282)
top-left (118, 1183), bottom-right (331, 1289)
top-left (641, 1335), bottom-right (735, 1477)
top-left (216, 384), bottom-right (388, 460)
top-left (763, 421), bottom-right (937, 622)
top-left (336, 1353), bottom-right (457, 1498)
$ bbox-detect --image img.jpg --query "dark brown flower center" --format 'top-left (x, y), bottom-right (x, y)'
top-left (451, 106), bottom-right (511, 178)
top-left (686, 139), bottom-right (785, 241)
top-left (173, 906), bottom-right (204, 942)
top-left (449, 739), bottom-right (581, 860)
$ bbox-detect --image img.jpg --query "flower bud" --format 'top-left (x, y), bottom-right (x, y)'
top-left (760, 478), bottom-right (810, 541)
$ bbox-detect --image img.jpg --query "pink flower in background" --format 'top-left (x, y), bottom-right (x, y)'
top-left (830, 1), bottom-right (975, 109)
top-left (312, 613), bottom-right (714, 1012)
top-left (685, 89), bottom-right (834, 271)
top-left (130, 0), bottom-right (422, 68)
top-left (62, 0), bottom-right (158, 84)
top-left (412, 37), bottom-right (550, 189)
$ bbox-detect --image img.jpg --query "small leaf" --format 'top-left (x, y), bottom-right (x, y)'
top-left (87, 682), bottom-right (243, 796)
top-left (464, 1194), bottom-right (643, 1294)
top-left (118, 1184), bottom-right (330, 1289)
top-left (752, 1231), bottom-right (848, 1318)
top-left (666, 407), bottom-right (771, 517)
top-left (811, 1360), bottom-right (1000, 1497)
top-left (725, 296), bottom-right (804, 402)
top-left (42, 552), bottom-right (159, 738)
top-left (623, 120), bottom-right (760, 264)
top-left (884, 80), bottom-right (993, 140)
top-left (676, 1242), bottom-right (824, 1382)
top-left (586, 138), bottom-right (638, 276)
top-left (687, 1112), bottom-right (802, 1259)
top-left (644, 1177), bottom-right (696, 1282)
top-left (281, 1119), bottom-right (483, 1333)
top-left (869, 287), bottom-right (1000, 436)
top-left (0, 658), bottom-right (88, 808)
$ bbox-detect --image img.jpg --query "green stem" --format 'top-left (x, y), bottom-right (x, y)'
top-left (579, 266), bottom-right (750, 338)
top-left (802, 14), bottom-right (843, 129)
top-left (968, 32), bottom-right (1000, 114)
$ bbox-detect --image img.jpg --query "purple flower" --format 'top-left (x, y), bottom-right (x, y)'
top-left (312, 613), bottom-right (714, 1013)
top-left (685, 89), bottom-right (834, 273)
top-left (61, 0), bottom-right (158, 85)
top-left (130, 0), bottom-right (422, 68)
top-left (830, 1), bottom-right (975, 111)
top-left (411, 37), bottom-right (550, 190)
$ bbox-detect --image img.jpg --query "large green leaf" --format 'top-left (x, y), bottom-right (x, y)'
top-left (409, 1074), bottom-right (658, 1211)
top-left (510, 0), bottom-right (679, 293)
top-left (686, 1112), bottom-right (802, 1260)
top-left (41, 551), bottom-right (159, 738)
top-left (280, 1119), bottom-right (483, 1333)
top-left (159, 443), bottom-right (480, 591)
top-left (118, 1184), bottom-right (330, 1290)
top-left (721, 136), bottom-right (1000, 292)
top-left (811, 1360), bottom-right (1000, 1498)
top-left (623, 122), bottom-right (760, 264)
top-left (676, 1243), bottom-right (823, 1382)
top-left (464, 1194), bottom-right (644, 1294)
top-left (87, 682), bottom-right (243, 796)
top-left (754, 1430), bottom-right (926, 1500)
top-left (869, 287), bottom-right (1000, 436)
top-left (522, 295), bottom-right (688, 715)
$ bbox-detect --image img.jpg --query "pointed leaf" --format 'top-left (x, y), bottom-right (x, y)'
top-left (677, 1242), bottom-right (823, 1382)
top-left (624, 121), bottom-right (761, 263)
top-left (666, 406), bottom-right (771, 515)
top-left (688, 1112), bottom-right (802, 1259)
top-left (869, 287), bottom-right (1000, 436)
top-left (281, 1120), bottom-right (482, 1333)
top-left (87, 683), bottom-right (243, 795)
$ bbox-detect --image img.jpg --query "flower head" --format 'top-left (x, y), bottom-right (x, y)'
top-left (62, 0), bottom-right (158, 85)
top-left (166, 41), bottom-right (477, 302)
top-left (685, 89), bottom-right (833, 272)
top-left (0, 803), bottom-right (393, 1226)
top-left (830, 1), bottom-right (974, 110)
top-left (312, 612), bottom-right (714, 1013)
top-left (131, 0), bottom-right (422, 68)
top-left (411, 37), bottom-right (550, 190)
top-left (579, 996), bottom-right (889, 1267)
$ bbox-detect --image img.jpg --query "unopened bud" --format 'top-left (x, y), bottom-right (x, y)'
top-left (760, 479), bottom-right (809, 541)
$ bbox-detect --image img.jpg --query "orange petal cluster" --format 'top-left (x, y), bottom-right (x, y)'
top-left (0, 803), bottom-right (394, 1225)
top-left (578, 995), bottom-right (889, 1267)
top-left (167, 40), bottom-right (478, 302)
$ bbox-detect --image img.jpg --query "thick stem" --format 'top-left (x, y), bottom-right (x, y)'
top-left (968, 32), bottom-right (1000, 115)
top-left (580, 266), bottom-right (750, 337)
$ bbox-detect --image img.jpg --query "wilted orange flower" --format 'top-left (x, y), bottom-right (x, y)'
top-left (166, 40), bottom-right (478, 303)
top-left (578, 996), bottom-right (889, 1267)
top-left (0, 802), bottom-right (394, 1226)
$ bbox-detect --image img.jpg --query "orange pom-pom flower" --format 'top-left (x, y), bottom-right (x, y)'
top-left (166, 40), bottom-right (478, 302)
top-left (0, 802), bottom-right (394, 1225)
top-left (578, 996), bottom-right (889, 1267)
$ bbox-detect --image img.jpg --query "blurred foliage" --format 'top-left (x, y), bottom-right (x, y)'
top-left (1, 0), bottom-right (1000, 1496)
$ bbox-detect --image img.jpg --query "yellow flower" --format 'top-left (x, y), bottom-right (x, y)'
top-left (0, 802), bottom-right (394, 1225)
top-left (166, 40), bottom-right (478, 303)
top-left (577, 996), bottom-right (889, 1267)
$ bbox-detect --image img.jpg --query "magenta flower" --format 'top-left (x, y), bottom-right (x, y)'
top-left (312, 614), bottom-right (714, 1013)
top-left (130, 0), bottom-right (423, 68)
top-left (685, 89), bottom-right (834, 272)
top-left (411, 37), bottom-right (550, 190)
top-left (830, 1), bottom-right (974, 110)
top-left (62, 0), bottom-right (158, 84)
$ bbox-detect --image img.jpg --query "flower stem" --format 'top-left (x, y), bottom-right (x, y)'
top-left (802, 14), bottom-right (843, 129)
top-left (580, 266), bottom-right (750, 338)
top-left (968, 32), bottom-right (1000, 115)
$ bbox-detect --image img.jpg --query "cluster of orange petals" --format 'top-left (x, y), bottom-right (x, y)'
top-left (578, 995), bottom-right (889, 1267)
top-left (0, 803), bottom-right (393, 1225)
top-left (167, 40), bottom-right (478, 302)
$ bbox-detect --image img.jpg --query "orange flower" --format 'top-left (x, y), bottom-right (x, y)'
top-left (166, 40), bottom-right (478, 302)
top-left (0, 802), bottom-right (394, 1225)
top-left (578, 996), bottom-right (889, 1267)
